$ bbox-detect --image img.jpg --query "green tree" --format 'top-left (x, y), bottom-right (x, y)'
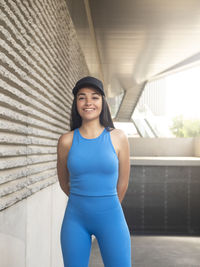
top-left (170, 115), bottom-right (200, 137)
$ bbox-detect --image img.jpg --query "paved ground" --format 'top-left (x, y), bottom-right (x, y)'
top-left (89, 235), bottom-right (200, 267)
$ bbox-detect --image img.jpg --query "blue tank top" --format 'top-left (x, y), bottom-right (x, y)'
top-left (67, 127), bottom-right (119, 196)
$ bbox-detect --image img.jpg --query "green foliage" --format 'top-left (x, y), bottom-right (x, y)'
top-left (170, 115), bottom-right (200, 137)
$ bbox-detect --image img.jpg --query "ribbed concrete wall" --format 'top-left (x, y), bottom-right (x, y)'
top-left (0, 0), bottom-right (89, 211)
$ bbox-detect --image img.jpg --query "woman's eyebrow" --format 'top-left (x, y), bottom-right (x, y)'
top-left (77, 92), bottom-right (100, 96)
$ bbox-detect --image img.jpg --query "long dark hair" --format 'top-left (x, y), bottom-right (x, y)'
top-left (70, 93), bottom-right (115, 131)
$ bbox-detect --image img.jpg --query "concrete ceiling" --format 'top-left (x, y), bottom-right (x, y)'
top-left (66, 0), bottom-right (200, 121)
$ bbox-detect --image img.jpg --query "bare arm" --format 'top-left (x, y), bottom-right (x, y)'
top-left (116, 130), bottom-right (130, 204)
top-left (56, 134), bottom-right (70, 197)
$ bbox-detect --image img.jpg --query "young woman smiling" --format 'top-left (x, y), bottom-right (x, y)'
top-left (57, 76), bottom-right (132, 267)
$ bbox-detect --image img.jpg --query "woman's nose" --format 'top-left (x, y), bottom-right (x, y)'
top-left (85, 99), bottom-right (92, 105)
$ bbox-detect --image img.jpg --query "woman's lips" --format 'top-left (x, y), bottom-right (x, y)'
top-left (83, 108), bottom-right (95, 112)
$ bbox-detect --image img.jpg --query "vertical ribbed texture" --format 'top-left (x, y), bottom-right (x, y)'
top-left (0, 0), bottom-right (89, 210)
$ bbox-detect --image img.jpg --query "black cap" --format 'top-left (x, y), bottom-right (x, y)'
top-left (72, 76), bottom-right (105, 96)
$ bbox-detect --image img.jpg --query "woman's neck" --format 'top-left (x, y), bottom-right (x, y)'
top-left (79, 121), bottom-right (104, 135)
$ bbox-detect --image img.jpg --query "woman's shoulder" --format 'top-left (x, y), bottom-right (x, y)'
top-left (57, 129), bottom-right (75, 151)
top-left (108, 128), bottom-right (128, 147)
top-left (108, 127), bottom-right (126, 138)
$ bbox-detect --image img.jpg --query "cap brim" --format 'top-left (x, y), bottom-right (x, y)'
top-left (73, 83), bottom-right (104, 96)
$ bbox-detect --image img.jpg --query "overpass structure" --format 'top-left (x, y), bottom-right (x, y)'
top-left (67, 0), bottom-right (200, 121)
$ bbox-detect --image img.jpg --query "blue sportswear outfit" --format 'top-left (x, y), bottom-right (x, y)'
top-left (60, 127), bottom-right (131, 267)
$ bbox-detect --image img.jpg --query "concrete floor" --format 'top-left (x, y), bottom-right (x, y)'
top-left (89, 235), bottom-right (200, 267)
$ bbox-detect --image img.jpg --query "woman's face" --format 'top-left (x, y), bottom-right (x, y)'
top-left (76, 87), bottom-right (103, 122)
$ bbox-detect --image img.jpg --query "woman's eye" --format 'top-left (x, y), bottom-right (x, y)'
top-left (78, 97), bottom-right (99, 100)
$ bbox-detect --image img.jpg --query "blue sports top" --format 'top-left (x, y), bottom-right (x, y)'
top-left (67, 127), bottom-right (119, 196)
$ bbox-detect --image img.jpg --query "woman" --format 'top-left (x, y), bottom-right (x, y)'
top-left (57, 76), bottom-right (132, 267)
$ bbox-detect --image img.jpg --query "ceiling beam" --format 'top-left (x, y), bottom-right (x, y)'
top-left (83, 0), bottom-right (105, 89)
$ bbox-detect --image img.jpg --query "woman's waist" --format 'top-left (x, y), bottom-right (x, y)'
top-left (67, 191), bottom-right (121, 214)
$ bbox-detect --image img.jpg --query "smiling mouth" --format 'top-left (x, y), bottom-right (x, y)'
top-left (83, 108), bottom-right (95, 112)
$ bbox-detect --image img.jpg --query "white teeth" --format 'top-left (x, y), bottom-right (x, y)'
top-left (84, 109), bottom-right (94, 111)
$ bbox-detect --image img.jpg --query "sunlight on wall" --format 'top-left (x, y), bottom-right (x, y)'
top-left (166, 64), bottom-right (200, 119)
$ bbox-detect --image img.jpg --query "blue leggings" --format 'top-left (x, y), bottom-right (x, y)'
top-left (60, 193), bottom-right (132, 267)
